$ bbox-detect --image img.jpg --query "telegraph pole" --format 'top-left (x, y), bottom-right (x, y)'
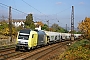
top-left (47, 20), bottom-right (49, 31)
top-left (9, 6), bottom-right (12, 42)
top-left (66, 24), bottom-right (67, 31)
top-left (71, 6), bottom-right (74, 40)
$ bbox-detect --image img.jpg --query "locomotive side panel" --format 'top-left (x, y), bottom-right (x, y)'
top-left (35, 30), bottom-right (47, 46)
top-left (28, 31), bottom-right (38, 48)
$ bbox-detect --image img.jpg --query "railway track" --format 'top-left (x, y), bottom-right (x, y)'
top-left (23, 41), bottom-right (71, 60)
top-left (0, 41), bottom-right (70, 60)
top-left (0, 47), bottom-right (16, 60)
top-left (37, 42), bottom-right (69, 60)
top-left (0, 40), bottom-right (75, 60)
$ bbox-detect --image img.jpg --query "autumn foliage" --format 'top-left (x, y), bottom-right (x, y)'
top-left (36, 21), bottom-right (44, 27)
top-left (78, 17), bottom-right (90, 39)
top-left (60, 39), bottom-right (90, 60)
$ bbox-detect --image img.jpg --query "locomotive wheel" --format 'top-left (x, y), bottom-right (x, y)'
top-left (15, 46), bottom-right (19, 51)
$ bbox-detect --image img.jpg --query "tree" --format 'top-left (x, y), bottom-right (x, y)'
top-left (0, 21), bottom-right (8, 34)
top-left (51, 23), bottom-right (59, 32)
top-left (35, 21), bottom-right (44, 29)
top-left (51, 23), bottom-right (61, 32)
top-left (0, 21), bottom-right (17, 36)
top-left (25, 14), bottom-right (35, 29)
top-left (42, 24), bottom-right (49, 30)
top-left (36, 21), bottom-right (44, 27)
top-left (78, 17), bottom-right (90, 39)
top-left (51, 23), bottom-right (67, 32)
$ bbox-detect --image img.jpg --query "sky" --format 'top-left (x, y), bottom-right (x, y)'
top-left (0, 0), bottom-right (90, 28)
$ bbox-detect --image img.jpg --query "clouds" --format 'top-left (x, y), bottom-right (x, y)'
top-left (56, 2), bottom-right (62, 5)
top-left (79, 2), bottom-right (85, 5)
top-left (56, 1), bottom-right (85, 5)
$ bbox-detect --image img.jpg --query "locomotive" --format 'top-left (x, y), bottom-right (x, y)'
top-left (16, 29), bottom-right (48, 51)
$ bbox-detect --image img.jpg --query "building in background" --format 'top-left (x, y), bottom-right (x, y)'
top-left (34, 22), bottom-right (41, 30)
top-left (0, 19), bottom-right (41, 30)
top-left (12, 19), bottom-right (25, 27)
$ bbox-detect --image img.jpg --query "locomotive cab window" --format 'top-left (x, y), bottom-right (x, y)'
top-left (32, 34), bottom-right (34, 38)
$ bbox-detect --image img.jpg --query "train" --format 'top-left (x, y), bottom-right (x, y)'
top-left (15, 29), bottom-right (82, 51)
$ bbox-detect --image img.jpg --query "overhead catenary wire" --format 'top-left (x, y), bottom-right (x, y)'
top-left (0, 2), bottom-right (27, 14)
top-left (12, 7), bottom-right (27, 15)
top-left (22, 0), bottom-right (43, 14)
top-left (22, 0), bottom-right (50, 22)
top-left (54, 7), bottom-right (71, 15)
top-left (22, 0), bottom-right (59, 21)
top-left (0, 4), bottom-right (8, 9)
top-left (0, 2), bottom-right (9, 7)
top-left (0, 5), bottom-right (8, 19)
top-left (51, 7), bottom-right (71, 22)
top-left (22, 0), bottom-right (58, 22)
top-left (0, 2), bottom-right (44, 21)
top-left (21, 0), bottom-right (71, 26)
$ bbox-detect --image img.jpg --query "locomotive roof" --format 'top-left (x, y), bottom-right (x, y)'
top-left (19, 29), bottom-right (31, 34)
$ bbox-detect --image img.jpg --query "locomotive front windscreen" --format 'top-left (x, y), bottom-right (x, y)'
top-left (18, 34), bottom-right (29, 40)
top-left (18, 29), bottom-right (30, 40)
